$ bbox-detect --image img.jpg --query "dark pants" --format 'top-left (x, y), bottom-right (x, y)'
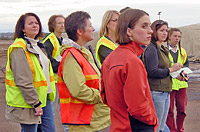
top-left (166, 88), bottom-right (187, 132)
top-left (129, 114), bottom-right (154, 132)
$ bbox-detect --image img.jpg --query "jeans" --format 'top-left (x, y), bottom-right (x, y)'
top-left (166, 88), bottom-right (187, 132)
top-left (21, 97), bottom-right (56, 132)
top-left (151, 91), bottom-right (170, 132)
top-left (21, 124), bottom-right (38, 132)
top-left (38, 97), bottom-right (56, 132)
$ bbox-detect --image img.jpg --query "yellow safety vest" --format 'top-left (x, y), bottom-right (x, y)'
top-left (169, 47), bottom-right (188, 90)
top-left (42, 33), bottom-right (60, 81)
top-left (96, 36), bottom-right (117, 67)
top-left (5, 38), bottom-right (56, 108)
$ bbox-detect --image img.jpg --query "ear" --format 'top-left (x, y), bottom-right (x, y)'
top-left (22, 29), bottom-right (25, 33)
top-left (127, 27), bottom-right (132, 37)
top-left (77, 29), bottom-right (83, 36)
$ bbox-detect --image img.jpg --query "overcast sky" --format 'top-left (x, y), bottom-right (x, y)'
top-left (0, 0), bottom-right (200, 32)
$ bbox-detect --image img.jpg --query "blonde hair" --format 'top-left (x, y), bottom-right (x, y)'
top-left (99, 10), bottom-right (120, 38)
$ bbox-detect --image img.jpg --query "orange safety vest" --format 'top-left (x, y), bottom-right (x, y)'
top-left (57, 47), bottom-right (99, 125)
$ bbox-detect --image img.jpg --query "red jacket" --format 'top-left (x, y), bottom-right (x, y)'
top-left (101, 41), bottom-right (158, 132)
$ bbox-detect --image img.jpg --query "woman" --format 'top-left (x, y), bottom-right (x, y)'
top-left (5, 13), bottom-right (56, 132)
top-left (142, 20), bottom-right (182, 132)
top-left (101, 9), bottom-right (158, 132)
top-left (96, 10), bottom-right (119, 67)
top-left (166, 28), bottom-right (189, 132)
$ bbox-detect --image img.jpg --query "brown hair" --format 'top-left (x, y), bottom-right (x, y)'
top-left (48, 15), bottom-right (65, 32)
top-left (65, 11), bottom-right (91, 41)
top-left (14, 12), bottom-right (43, 39)
top-left (119, 7), bottom-right (131, 13)
top-left (151, 20), bottom-right (168, 42)
top-left (99, 10), bottom-right (120, 38)
top-left (168, 28), bottom-right (184, 57)
top-left (115, 9), bottom-right (149, 45)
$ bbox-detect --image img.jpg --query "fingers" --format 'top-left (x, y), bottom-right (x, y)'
top-left (34, 106), bottom-right (43, 116)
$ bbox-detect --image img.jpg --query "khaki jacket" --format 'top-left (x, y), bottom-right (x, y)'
top-left (6, 39), bottom-right (49, 124)
top-left (60, 39), bottom-right (111, 132)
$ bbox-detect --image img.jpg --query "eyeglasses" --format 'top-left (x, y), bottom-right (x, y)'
top-left (56, 22), bottom-right (64, 25)
top-left (110, 18), bottom-right (118, 23)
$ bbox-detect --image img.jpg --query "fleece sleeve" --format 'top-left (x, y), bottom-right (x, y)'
top-left (123, 57), bottom-right (157, 126)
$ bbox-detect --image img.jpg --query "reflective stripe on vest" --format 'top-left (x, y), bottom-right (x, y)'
top-left (96, 36), bottom-right (117, 67)
top-left (57, 47), bottom-right (99, 125)
top-left (169, 48), bottom-right (188, 90)
top-left (5, 38), bottom-right (56, 108)
top-left (42, 33), bottom-right (60, 81)
top-left (42, 33), bottom-right (60, 59)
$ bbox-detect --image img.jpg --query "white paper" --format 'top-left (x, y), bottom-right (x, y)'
top-left (170, 67), bottom-right (193, 78)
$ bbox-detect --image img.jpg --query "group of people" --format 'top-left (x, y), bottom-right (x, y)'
top-left (5, 6), bottom-right (189, 132)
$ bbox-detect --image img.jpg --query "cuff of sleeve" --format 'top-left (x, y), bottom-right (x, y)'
top-left (33, 101), bottom-right (41, 108)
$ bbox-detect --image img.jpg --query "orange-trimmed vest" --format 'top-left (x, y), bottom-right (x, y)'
top-left (57, 47), bottom-right (99, 125)
top-left (96, 36), bottom-right (117, 67)
top-left (5, 38), bottom-right (56, 108)
top-left (42, 33), bottom-right (60, 82)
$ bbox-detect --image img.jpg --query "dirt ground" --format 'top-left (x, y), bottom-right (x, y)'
top-left (0, 40), bottom-right (200, 132)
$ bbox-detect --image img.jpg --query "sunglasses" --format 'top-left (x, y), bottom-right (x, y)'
top-left (155, 21), bottom-right (167, 30)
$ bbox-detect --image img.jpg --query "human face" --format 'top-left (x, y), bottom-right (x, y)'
top-left (23, 16), bottom-right (40, 39)
top-left (169, 31), bottom-right (181, 46)
top-left (81, 19), bottom-right (95, 43)
top-left (107, 13), bottom-right (119, 34)
top-left (156, 24), bottom-right (168, 43)
top-left (54, 17), bottom-right (65, 34)
top-left (127, 14), bottom-right (153, 45)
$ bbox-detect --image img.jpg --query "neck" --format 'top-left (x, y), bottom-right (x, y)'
top-left (156, 40), bottom-right (163, 47)
top-left (54, 31), bottom-right (62, 38)
top-left (107, 31), bottom-right (116, 43)
top-left (76, 39), bottom-right (87, 47)
top-left (170, 43), bottom-right (177, 48)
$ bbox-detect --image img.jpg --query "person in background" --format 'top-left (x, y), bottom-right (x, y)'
top-left (5, 12), bottom-right (56, 132)
top-left (119, 7), bottom-right (131, 13)
top-left (96, 10), bottom-right (119, 67)
top-left (57, 11), bottom-right (111, 132)
top-left (101, 9), bottom-right (158, 132)
top-left (142, 20), bottom-right (182, 132)
top-left (42, 14), bottom-right (69, 132)
top-left (166, 28), bottom-right (189, 132)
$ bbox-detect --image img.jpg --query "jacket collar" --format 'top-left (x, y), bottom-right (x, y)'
top-left (120, 41), bottom-right (144, 57)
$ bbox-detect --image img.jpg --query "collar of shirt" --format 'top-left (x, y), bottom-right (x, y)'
top-left (57, 37), bottom-right (63, 45)
top-left (169, 43), bottom-right (178, 53)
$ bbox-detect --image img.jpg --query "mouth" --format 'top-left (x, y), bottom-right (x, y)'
top-left (147, 36), bottom-right (151, 40)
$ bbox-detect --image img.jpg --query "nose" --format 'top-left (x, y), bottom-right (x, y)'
top-left (92, 26), bottom-right (95, 32)
top-left (149, 27), bottom-right (153, 34)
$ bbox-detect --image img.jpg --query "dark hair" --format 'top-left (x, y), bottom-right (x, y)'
top-left (116, 9), bottom-right (149, 45)
top-left (65, 11), bottom-right (91, 41)
top-left (168, 28), bottom-right (184, 57)
top-left (14, 12), bottom-right (43, 39)
top-left (151, 20), bottom-right (168, 42)
top-left (48, 15), bottom-right (65, 32)
top-left (119, 7), bottom-right (131, 13)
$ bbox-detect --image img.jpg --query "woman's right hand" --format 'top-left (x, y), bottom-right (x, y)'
top-left (169, 63), bottom-right (182, 73)
top-left (34, 106), bottom-right (43, 116)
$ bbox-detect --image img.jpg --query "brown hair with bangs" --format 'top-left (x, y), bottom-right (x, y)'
top-left (151, 20), bottom-right (168, 42)
top-left (115, 9), bottom-right (149, 45)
